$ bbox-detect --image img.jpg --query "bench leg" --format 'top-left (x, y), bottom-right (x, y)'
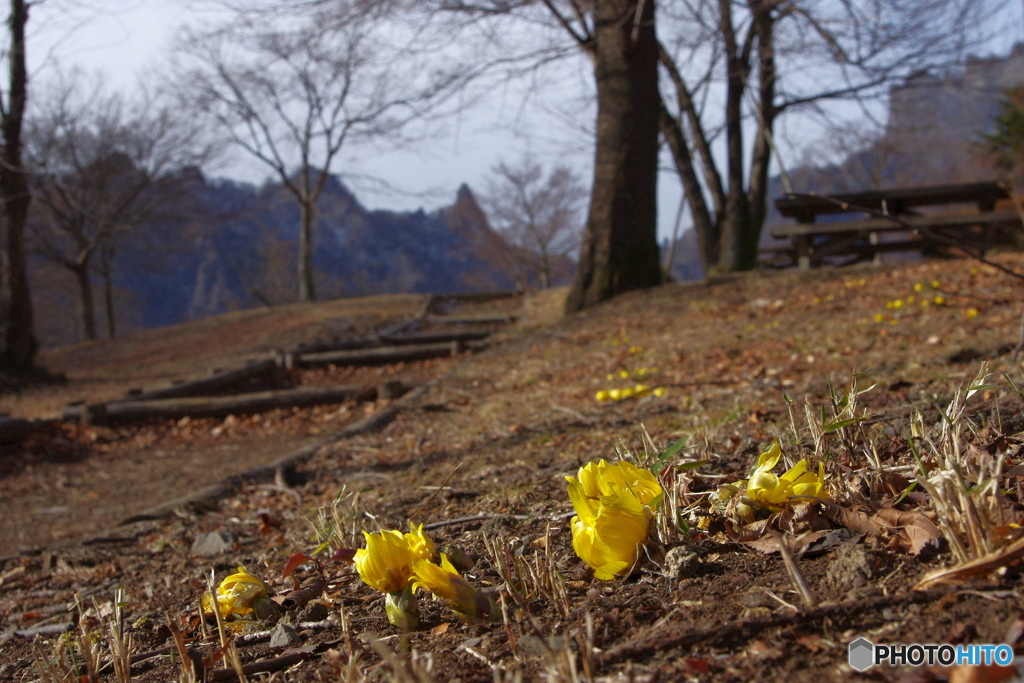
top-left (870, 232), bottom-right (882, 265)
top-left (795, 236), bottom-right (811, 270)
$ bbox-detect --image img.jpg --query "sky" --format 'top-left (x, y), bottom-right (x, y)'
top-left (24, 0), bottom-right (1024, 242)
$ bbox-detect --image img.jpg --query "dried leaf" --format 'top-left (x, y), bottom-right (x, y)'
top-left (949, 664), bottom-right (1016, 683)
top-left (431, 622), bottom-right (450, 635)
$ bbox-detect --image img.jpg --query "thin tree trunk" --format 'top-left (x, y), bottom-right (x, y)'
top-left (743, 0), bottom-right (777, 270)
top-left (101, 244), bottom-right (116, 338)
top-left (71, 262), bottom-right (97, 341)
top-left (716, 0), bottom-right (750, 273)
top-left (0, 0), bottom-right (36, 369)
top-left (659, 103), bottom-right (718, 272)
top-left (298, 198), bottom-right (316, 302)
top-left (565, 0), bottom-right (662, 313)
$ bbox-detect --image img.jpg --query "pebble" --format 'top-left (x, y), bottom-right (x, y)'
top-left (189, 530), bottom-right (237, 556)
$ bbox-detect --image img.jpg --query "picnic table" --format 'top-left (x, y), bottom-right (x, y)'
top-left (770, 180), bottom-right (1023, 270)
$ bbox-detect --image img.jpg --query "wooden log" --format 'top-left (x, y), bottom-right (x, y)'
top-left (0, 417), bottom-right (33, 444)
top-left (64, 384), bottom-right (368, 423)
top-left (289, 319), bottom-right (421, 357)
top-left (295, 340), bottom-right (469, 367)
top-left (124, 359), bottom-right (279, 401)
top-left (424, 313), bottom-right (517, 325)
top-left (379, 329), bottom-right (493, 346)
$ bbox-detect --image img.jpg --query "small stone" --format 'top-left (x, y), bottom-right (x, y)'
top-left (189, 530), bottom-right (236, 556)
top-left (298, 601), bottom-right (330, 623)
top-left (458, 637), bottom-right (482, 650)
top-left (664, 546), bottom-right (700, 579)
top-left (516, 634), bottom-right (570, 658)
top-left (269, 623), bottom-right (301, 648)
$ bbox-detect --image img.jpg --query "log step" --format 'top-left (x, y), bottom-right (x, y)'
top-left (64, 384), bottom-right (371, 423)
top-left (295, 340), bottom-right (471, 368)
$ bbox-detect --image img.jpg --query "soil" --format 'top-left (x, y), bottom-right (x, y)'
top-left (2, 257), bottom-right (1024, 682)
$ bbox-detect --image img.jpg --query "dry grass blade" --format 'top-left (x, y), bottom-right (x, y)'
top-left (108, 588), bottom-right (134, 683)
top-left (914, 534), bottom-right (1024, 590)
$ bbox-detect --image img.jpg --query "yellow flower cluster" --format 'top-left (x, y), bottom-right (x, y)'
top-left (566, 460), bottom-right (663, 580)
top-left (595, 384), bottom-right (666, 402)
top-left (743, 443), bottom-right (827, 513)
top-left (874, 280), bottom-right (950, 324)
top-left (354, 524), bottom-right (491, 628)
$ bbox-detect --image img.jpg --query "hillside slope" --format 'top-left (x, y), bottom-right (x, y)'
top-left (2, 255), bottom-right (1024, 681)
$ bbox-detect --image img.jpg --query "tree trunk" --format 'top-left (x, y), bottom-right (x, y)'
top-left (564, 0), bottom-right (662, 313)
top-left (101, 244), bottom-right (116, 338)
top-left (715, 0), bottom-right (752, 273)
top-left (0, 0), bottom-right (36, 370)
top-left (538, 248), bottom-right (551, 288)
top-left (743, 1), bottom-right (777, 270)
top-left (297, 198), bottom-right (316, 302)
top-left (659, 103), bottom-right (719, 272)
top-left (71, 262), bottom-right (97, 341)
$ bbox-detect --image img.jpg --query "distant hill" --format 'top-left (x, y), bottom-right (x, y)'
top-left (31, 173), bottom-right (531, 347)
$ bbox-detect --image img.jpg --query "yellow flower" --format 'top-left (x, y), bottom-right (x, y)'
top-left (354, 524), bottom-right (436, 594)
top-left (931, 280), bottom-right (941, 289)
top-left (743, 443), bottom-right (827, 512)
top-left (652, 387), bottom-right (666, 397)
top-left (566, 460), bottom-right (663, 580)
top-left (633, 383), bottom-right (651, 397)
top-left (629, 345), bottom-right (643, 354)
top-left (608, 388), bottom-right (623, 401)
top-left (933, 295), bottom-right (946, 305)
top-left (595, 390), bottom-right (611, 402)
top-left (202, 566), bottom-right (268, 619)
top-left (570, 459), bottom-right (663, 508)
top-left (619, 370), bottom-right (630, 379)
top-left (966, 308), bottom-right (978, 319)
top-left (874, 313), bottom-right (885, 323)
top-left (412, 554), bottom-right (494, 624)
top-left (914, 283), bottom-right (924, 292)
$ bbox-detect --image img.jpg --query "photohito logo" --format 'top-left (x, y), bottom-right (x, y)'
top-left (848, 638), bottom-right (1014, 671)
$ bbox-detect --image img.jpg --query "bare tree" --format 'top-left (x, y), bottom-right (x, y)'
top-left (0, 0), bottom-right (36, 370)
top-left (482, 156), bottom-right (585, 288)
top-left (177, 2), bottom-right (469, 303)
top-left (441, 0), bottom-right (663, 311)
top-left (26, 76), bottom-right (211, 340)
top-left (658, 0), bottom-right (1002, 273)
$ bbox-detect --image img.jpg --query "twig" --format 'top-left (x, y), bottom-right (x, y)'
top-left (207, 652), bottom-right (309, 681)
top-left (408, 461), bottom-right (463, 522)
top-left (773, 531), bottom-right (816, 607)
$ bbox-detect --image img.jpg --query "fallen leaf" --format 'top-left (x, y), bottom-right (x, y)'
top-left (431, 622), bottom-right (450, 635)
top-left (949, 664), bottom-right (1016, 683)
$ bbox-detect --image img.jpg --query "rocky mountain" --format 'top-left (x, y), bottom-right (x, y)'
top-left (32, 172), bottom-right (525, 347)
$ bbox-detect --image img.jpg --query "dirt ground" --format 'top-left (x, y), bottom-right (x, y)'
top-left (2, 256), bottom-right (1024, 682)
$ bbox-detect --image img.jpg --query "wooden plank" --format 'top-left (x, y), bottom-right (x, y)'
top-left (296, 340), bottom-right (469, 367)
top-left (772, 209), bottom-right (1021, 239)
top-left (775, 181), bottom-right (1010, 219)
top-left (64, 384), bottom-right (369, 423)
top-left (124, 359), bottom-right (279, 401)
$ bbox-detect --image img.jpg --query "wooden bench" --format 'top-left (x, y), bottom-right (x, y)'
top-left (771, 181), bottom-right (1023, 270)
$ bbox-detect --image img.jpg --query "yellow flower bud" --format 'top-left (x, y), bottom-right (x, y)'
top-left (202, 566), bottom-right (268, 620)
top-left (412, 554), bottom-right (495, 624)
